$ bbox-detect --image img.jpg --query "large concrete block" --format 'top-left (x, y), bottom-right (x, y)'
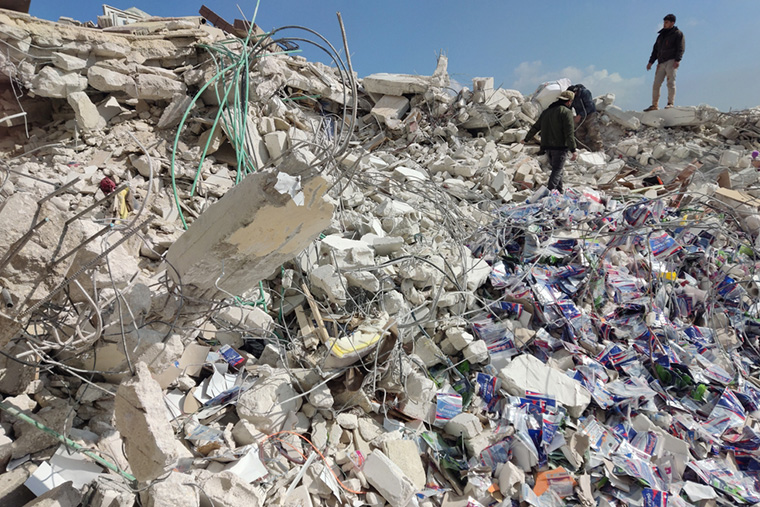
top-left (364, 450), bottom-right (416, 507)
top-left (31, 67), bottom-right (87, 98)
top-left (363, 73), bottom-right (431, 96)
top-left (165, 151), bottom-right (334, 296)
top-left (87, 65), bottom-right (135, 93)
top-left (128, 74), bottom-right (186, 101)
top-left (114, 363), bottom-right (185, 482)
top-left (51, 52), bottom-right (86, 72)
top-left (67, 92), bottom-right (106, 131)
top-left (371, 95), bottom-right (410, 125)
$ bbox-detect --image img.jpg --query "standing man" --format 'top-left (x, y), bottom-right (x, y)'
top-left (521, 90), bottom-right (577, 193)
top-left (645, 13), bottom-right (685, 111)
top-left (568, 83), bottom-right (603, 151)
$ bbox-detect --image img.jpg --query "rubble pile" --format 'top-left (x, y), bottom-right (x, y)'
top-left (1, 6), bottom-right (760, 507)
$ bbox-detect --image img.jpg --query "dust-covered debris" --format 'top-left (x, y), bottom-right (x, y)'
top-left (1, 4), bottom-right (760, 507)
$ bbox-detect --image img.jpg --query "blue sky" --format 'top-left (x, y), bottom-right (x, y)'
top-left (29, 0), bottom-right (760, 112)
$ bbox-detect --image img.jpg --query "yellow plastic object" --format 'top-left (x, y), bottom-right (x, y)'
top-left (116, 188), bottom-right (129, 219)
top-left (326, 330), bottom-right (383, 359)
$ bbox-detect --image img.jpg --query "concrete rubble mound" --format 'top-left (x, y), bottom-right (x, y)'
top-left (2, 5), bottom-right (760, 507)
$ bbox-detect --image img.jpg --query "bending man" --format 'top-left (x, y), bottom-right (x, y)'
top-left (568, 83), bottom-right (603, 151)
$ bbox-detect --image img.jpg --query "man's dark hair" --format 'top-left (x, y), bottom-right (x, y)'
top-left (664, 14), bottom-right (676, 23)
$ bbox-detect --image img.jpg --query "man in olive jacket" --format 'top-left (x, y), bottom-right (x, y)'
top-left (645, 13), bottom-right (685, 111)
top-left (522, 89), bottom-right (577, 193)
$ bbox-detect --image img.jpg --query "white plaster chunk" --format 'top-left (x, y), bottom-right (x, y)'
top-left (463, 339), bottom-right (489, 364)
top-left (444, 412), bottom-right (482, 439)
top-left (67, 92), bottom-right (106, 131)
top-left (462, 255), bottom-right (491, 292)
top-left (364, 450), bottom-right (416, 507)
top-left (445, 328), bottom-right (474, 351)
top-left (308, 383), bottom-right (334, 409)
top-left (264, 131), bottom-right (288, 161)
top-left (231, 419), bottom-right (264, 446)
top-left (345, 270), bottom-right (381, 293)
top-left (371, 95), bottom-right (410, 125)
top-left (720, 149), bottom-right (741, 168)
top-left (498, 354), bottom-right (591, 418)
top-left (217, 305), bottom-right (275, 333)
top-left (193, 470), bottom-right (263, 507)
top-left (382, 290), bottom-right (408, 316)
top-left (405, 370), bottom-right (436, 403)
top-left (114, 363), bottom-right (185, 482)
top-left (157, 94), bottom-right (195, 129)
top-left (576, 152), bottom-right (606, 166)
top-left (361, 234), bottom-right (405, 256)
top-left (144, 471), bottom-right (200, 507)
top-left (336, 413), bottom-right (358, 430)
top-left (498, 461), bottom-right (525, 498)
top-left (31, 66), bottom-right (87, 98)
top-left (97, 96), bottom-right (125, 123)
top-left (604, 106), bottom-right (641, 130)
top-left (310, 264), bottom-right (347, 304)
top-left (236, 371), bottom-right (302, 433)
top-left (393, 166), bottom-right (428, 182)
top-left (375, 199), bottom-right (416, 217)
top-left (319, 235), bottom-right (375, 269)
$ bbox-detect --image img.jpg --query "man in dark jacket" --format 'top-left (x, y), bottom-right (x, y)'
top-left (645, 13), bottom-right (685, 111)
top-left (568, 84), bottom-right (603, 151)
top-left (522, 90), bottom-right (577, 192)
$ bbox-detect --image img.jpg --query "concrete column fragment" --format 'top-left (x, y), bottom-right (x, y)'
top-left (114, 363), bottom-right (185, 482)
top-left (165, 159), bottom-right (334, 296)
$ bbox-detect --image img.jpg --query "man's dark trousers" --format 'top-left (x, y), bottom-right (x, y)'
top-left (546, 149), bottom-right (567, 192)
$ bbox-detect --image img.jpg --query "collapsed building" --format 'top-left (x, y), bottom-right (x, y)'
top-left (1, 4), bottom-right (760, 507)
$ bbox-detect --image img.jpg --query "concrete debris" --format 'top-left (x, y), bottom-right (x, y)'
top-left (1, 5), bottom-right (760, 507)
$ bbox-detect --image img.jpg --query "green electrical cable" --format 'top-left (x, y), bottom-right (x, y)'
top-left (0, 401), bottom-right (137, 483)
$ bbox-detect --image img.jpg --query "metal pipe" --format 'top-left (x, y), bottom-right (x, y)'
top-left (1, 288), bottom-right (12, 308)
